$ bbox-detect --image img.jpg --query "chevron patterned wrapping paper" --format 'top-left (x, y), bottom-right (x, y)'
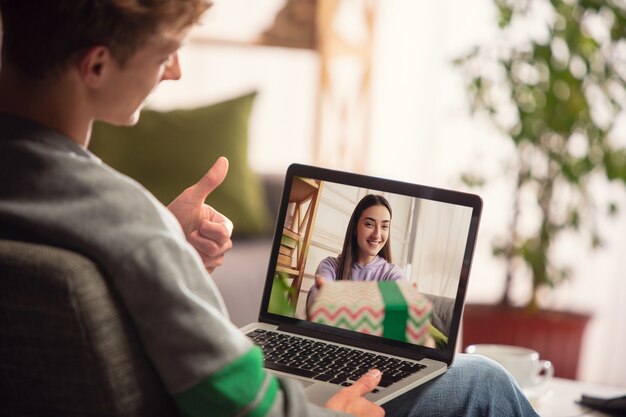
top-left (308, 281), bottom-right (432, 344)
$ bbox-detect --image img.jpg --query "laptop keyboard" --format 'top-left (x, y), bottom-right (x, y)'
top-left (246, 329), bottom-right (426, 389)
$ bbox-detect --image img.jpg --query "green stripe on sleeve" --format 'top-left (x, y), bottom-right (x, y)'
top-left (248, 375), bottom-right (279, 417)
top-left (174, 347), bottom-right (278, 417)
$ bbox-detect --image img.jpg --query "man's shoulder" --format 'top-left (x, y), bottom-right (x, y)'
top-left (0, 116), bottom-right (174, 257)
top-left (0, 115), bottom-right (97, 181)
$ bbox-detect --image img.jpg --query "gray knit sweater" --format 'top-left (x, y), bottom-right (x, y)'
top-left (0, 114), bottom-right (346, 417)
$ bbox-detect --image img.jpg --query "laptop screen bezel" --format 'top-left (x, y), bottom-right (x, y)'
top-left (258, 163), bottom-right (482, 366)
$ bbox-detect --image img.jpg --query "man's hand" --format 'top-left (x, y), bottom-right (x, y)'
top-left (168, 157), bottom-right (233, 273)
top-left (325, 369), bottom-right (385, 417)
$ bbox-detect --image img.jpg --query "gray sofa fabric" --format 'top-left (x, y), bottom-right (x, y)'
top-left (0, 239), bottom-right (178, 417)
top-left (423, 293), bottom-right (456, 338)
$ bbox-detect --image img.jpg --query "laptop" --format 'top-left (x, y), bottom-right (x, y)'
top-left (241, 163), bottom-right (482, 405)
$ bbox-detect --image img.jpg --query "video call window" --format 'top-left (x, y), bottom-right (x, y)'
top-left (269, 177), bottom-right (473, 350)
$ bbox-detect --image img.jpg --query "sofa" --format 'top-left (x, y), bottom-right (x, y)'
top-left (0, 239), bottom-right (179, 416)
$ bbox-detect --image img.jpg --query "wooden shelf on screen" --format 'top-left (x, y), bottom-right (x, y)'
top-left (276, 265), bottom-right (300, 276)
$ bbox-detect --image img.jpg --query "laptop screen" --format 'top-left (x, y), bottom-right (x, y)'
top-left (260, 164), bottom-right (482, 363)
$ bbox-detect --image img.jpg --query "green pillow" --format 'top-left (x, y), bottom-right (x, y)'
top-left (429, 323), bottom-right (449, 350)
top-left (89, 91), bottom-right (270, 237)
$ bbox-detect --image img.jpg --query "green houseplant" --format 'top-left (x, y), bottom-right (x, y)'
top-left (455, 0), bottom-right (626, 378)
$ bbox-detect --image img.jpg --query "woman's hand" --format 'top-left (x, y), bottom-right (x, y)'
top-left (315, 275), bottom-right (326, 288)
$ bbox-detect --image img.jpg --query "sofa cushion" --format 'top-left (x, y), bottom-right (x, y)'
top-left (89, 92), bottom-right (271, 237)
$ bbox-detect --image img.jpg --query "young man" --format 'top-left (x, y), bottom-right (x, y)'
top-left (0, 1), bottom-right (538, 416)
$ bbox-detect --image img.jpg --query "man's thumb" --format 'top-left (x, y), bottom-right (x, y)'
top-left (188, 157), bottom-right (229, 202)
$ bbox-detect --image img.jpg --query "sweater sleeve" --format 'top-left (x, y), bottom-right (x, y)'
top-left (173, 347), bottom-right (351, 417)
top-left (113, 236), bottom-right (349, 417)
top-left (307, 257), bottom-right (340, 313)
top-left (315, 257), bottom-right (339, 280)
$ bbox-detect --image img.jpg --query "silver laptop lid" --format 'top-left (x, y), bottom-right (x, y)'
top-left (258, 164), bottom-right (482, 367)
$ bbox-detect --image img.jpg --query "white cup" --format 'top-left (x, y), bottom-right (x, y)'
top-left (465, 344), bottom-right (554, 391)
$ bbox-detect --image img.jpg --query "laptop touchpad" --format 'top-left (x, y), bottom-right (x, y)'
top-left (305, 382), bottom-right (339, 405)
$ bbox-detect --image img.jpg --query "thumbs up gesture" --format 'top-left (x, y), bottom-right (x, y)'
top-left (168, 157), bottom-right (234, 273)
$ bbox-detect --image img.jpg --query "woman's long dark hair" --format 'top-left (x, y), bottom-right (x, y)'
top-left (336, 194), bottom-right (393, 281)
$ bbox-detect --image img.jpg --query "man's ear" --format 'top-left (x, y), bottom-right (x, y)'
top-left (78, 46), bottom-right (112, 88)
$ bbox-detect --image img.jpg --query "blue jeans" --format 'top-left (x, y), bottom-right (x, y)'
top-left (383, 354), bottom-right (539, 417)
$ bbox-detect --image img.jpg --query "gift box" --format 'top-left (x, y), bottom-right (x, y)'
top-left (308, 281), bottom-right (432, 344)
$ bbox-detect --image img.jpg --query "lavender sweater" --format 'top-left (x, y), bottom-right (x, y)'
top-left (316, 255), bottom-right (407, 283)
